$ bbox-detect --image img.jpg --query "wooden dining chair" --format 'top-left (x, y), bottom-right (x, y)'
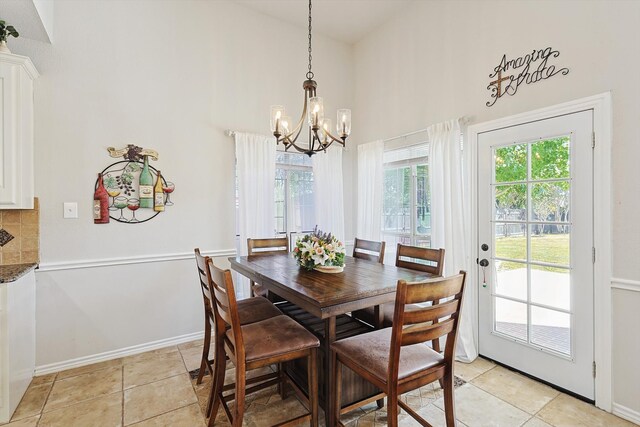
top-left (207, 258), bottom-right (320, 427)
top-left (193, 248), bottom-right (282, 385)
top-left (352, 237), bottom-right (386, 263)
top-left (331, 272), bottom-right (467, 427)
top-left (352, 245), bottom-right (445, 343)
top-left (247, 237), bottom-right (289, 299)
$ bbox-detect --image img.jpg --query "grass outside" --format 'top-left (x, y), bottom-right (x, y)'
top-left (495, 233), bottom-right (569, 271)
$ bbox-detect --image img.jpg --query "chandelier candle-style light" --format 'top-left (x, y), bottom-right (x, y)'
top-left (270, 0), bottom-right (351, 156)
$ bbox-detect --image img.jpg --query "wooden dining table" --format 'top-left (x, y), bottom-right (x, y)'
top-left (229, 253), bottom-right (436, 427)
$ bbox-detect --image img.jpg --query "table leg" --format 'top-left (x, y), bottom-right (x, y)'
top-left (324, 316), bottom-right (336, 427)
top-left (373, 305), bottom-right (385, 409)
top-left (374, 304), bottom-right (383, 329)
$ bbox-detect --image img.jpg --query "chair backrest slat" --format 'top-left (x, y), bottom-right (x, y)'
top-left (353, 238), bottom-right (386, 264)
top-left (401, 318), bottom-right (455, 346)
top-left (395, 244), bottom-right (445, 276)
top-left (403, 276), bottom-right (463, 304)
top-left (402, 299), bottom-right (460, 325)
top-left (207, 258), bottom-right (245, 360)
top-left (194, 249), bottom-right (213, 314)
top-left (247, 237), bottom-right (289, 256)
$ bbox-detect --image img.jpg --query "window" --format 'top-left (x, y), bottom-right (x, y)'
top-left (275, 152), bottom-right (315, 237)
top-left (381, 144), bottom-right (430, 263)
top-left (235, 152), bottom-right (315, 244)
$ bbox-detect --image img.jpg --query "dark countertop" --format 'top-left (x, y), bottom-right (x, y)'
top-left (0, 263), bottom-right (37, 283)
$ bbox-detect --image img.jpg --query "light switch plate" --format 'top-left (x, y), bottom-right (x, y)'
top-left (63, 202), bottom-right (78, 219)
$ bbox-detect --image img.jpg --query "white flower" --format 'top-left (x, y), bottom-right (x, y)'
top-left (311, 246), bottom-right (328, 265)
top-left (300, 241), bottom-right (314, 255)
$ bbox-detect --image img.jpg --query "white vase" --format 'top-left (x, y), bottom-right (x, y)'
top-left (0, 41), bottom-right (10, 54)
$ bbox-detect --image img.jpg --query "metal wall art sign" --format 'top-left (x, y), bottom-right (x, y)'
top-left (93, 145), bottom-right (175, 224)
top-left (486, 47), bottom-right (569, 107)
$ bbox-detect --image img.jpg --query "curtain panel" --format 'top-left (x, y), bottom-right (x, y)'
top-left (312, 146), bottom-right (345, 242)
top-left (356, 140), bottom-right (384, 241)
top-left (235, 132), bottom-right (276, 298)
top-left (427, 119), bottom-right (477, 362)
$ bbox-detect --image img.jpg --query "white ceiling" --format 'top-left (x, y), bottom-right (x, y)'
top-left (1, 0), bottom-right (52, 43)
top-left (233, 0), bottom-right (412, 44)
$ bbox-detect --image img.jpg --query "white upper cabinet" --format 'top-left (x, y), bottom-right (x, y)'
top-left (0, 52), bottom-right (39, 209)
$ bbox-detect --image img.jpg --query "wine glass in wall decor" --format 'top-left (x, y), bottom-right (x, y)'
top-left (93, 145), bottom-right (175, 224)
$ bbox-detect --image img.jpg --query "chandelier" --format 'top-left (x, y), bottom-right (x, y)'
top-left (269, 0), bottom-right (351, 156)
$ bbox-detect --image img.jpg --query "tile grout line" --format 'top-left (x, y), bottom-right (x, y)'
top-left (34, 376), bottom-right (56, 426)
top-left (126, 402), bottom-right (200, 427)
top-left (121, 365), bottom-right (125, 427)
top-left (469, 363), bottom-right (563, 426)
top-left (179, 344), bottom-right (210, 423)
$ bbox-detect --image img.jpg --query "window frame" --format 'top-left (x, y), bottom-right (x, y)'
top-left (274, 153), bottom-right (315, 239)
top-left (381, 144), bottom-right (431, 249)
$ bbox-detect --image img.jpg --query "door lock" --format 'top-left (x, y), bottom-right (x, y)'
top-left (481, 243), bottom-right (489, 251)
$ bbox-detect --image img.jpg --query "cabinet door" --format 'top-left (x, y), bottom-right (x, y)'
top-left (0, 61), bottom-right (34, 209)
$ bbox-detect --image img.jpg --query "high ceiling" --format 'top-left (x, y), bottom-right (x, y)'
top-left (233, 0), bottom-right (412, 44)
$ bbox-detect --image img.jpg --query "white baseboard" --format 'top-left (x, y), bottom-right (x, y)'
top-left (34, 331), bottom-right (205, 376)
top-left (612, 403), bottom-right (640, 425)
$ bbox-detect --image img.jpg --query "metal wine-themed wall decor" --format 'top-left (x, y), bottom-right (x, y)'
top-left (486, 47), bottom-right (569, 107)
top-left (93, 145), bottom-right (175, 224)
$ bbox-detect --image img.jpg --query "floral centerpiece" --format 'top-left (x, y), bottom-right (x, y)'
top-left (293, 226), bottom-right (346, 273)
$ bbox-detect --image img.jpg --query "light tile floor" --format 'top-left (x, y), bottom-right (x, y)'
top-left (2, 339), bottom-right (636, 427)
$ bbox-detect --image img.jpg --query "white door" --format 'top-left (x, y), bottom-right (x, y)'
top-left (477, 110), bottom-right (594, 399)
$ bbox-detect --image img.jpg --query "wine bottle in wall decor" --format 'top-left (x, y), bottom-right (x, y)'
top-left (93, 173), bottom-right (110, 224)
top-left (154, 170), bottom-right (165, 212)
top-left (139, 155), bottom-right (153, 208)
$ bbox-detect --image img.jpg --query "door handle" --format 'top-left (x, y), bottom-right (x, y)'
top-left (479, 259), bottom-right (489, 267)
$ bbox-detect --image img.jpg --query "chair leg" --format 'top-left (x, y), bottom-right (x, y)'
top-left (232, 363), bottom-right (247, 427)
top-left (277, 362), bottom-right (287, 399)
top-left (198, 318), bottom-right (212, 384)
top-left (308, 348), bottom-right (318, 427)
top-left (387, 388), bottom-right (399, 427)
top-left (442, 370), bottom-right (456, 427)
top-left (207, 339), bottom-right (226, 423)
top-left (331, 351), bottom-right (342, 427)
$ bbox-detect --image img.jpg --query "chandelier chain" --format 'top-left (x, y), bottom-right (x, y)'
top-left (306, 0), bottom-right (314, 80)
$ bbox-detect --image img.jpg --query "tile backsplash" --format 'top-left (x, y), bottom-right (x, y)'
top-left (0, 198), bottom-right (40, 265)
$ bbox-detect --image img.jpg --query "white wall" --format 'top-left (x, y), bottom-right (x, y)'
top-left (350, 0), bottom-right (640, 417)
top-left (9, 0), bottom-right (353, 370)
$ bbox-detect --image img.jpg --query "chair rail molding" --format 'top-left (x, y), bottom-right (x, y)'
top-left (36, 249), bottom-right (237, 272)
top-left (611, 277), bottom-right (640, 293)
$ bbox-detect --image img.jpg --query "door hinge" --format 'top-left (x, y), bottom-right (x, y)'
top-left (592, 247), bottom-right (596, 264)
top-left (593, 361), bottom-right (597, 378)
top-left (592, 131), bottom-right (596, 148)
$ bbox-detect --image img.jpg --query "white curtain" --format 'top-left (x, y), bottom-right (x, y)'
top-left (356, 140), bottom-right (384, 241)
top-left (312, 146), bottom-right (345, 242)
top-left (235, 132), bottom-right (276, 298)
top-left (428, 119), bottom-right (477, 362)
